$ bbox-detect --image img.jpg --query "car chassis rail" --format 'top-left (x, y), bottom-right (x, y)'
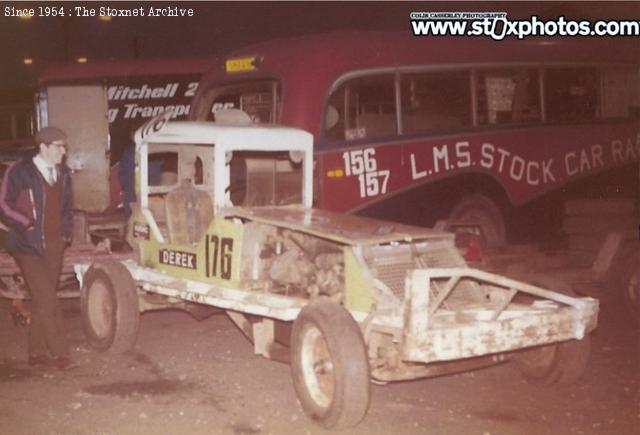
top-left (74, 260), bottom-right (598, 368)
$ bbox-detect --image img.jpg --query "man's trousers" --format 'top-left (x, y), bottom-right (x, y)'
top-left (13, 238), bottom-right (69, 358)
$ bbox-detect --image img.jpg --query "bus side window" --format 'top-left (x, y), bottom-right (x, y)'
top-left (401, 71), bottom-right (471, 134)
top-left (545, 68), bottom-right (599, 122)
top-left (601, 67), bottom-right (640, 119)
top-left (477, 68), bottom-right (540, 125)
top-left (324, 75), bottom-right (396, 142)
top-left (202, 80), bottom-right (281, 124)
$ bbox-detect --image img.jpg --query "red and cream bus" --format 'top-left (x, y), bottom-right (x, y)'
top-left (190, 31), bottom-right (639, 246)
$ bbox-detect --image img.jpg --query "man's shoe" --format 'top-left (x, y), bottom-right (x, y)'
top-left (11, 299), bottom-right (31, 326)
top-left (28, 355), bottom-right (52, 367)
top-left (53, 356), bottom-right (78, 371)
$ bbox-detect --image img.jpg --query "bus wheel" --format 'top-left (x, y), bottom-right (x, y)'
top-left (290, 301), bottom-right (370, 429)
top-left (81, 260), bottom-right (139, 353)
top-left (449, 194), bottom-right (506, 247)
top-left (618, 248), bottom-right (640, 325)
top-left (513, 276), bottom-right (591, 385)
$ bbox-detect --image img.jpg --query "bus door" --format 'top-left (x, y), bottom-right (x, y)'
top-left (37, 85), bottom-right (111, 213)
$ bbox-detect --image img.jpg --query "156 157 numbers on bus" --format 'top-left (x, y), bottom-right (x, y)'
top-left (342, 148), bottom-right (390, 198)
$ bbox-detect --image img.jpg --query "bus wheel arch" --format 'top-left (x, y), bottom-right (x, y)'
top-left (448, 193), bottom-right (507, 248)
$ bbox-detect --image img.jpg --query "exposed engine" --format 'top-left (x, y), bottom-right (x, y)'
top-left (241, 224), bottom-right (344, 298)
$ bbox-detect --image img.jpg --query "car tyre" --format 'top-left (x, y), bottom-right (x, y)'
top-left (290, 301), bottom-right (370, 429)
top-left (513, 275), bottom-right (591, 385)
top-left (81, 260), bottom-right (139, 353)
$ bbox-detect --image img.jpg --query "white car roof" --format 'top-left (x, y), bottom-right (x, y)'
top-left (142, 121), bottom-right (314, 151)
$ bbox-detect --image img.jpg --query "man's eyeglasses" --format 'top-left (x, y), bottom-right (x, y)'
top-left (47, 141), bottom-right (68, 150)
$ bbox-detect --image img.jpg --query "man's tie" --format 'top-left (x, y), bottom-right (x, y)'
top-left (48, 167), bottom-right (55, 185)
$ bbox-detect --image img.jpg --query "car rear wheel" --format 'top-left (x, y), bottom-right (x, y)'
top-left (81, 260), bottom-right (139, 353)
top-left (290, 301), bottom-right (370, 429)
top-left (514, 336), bottom-right (591, 385)
top-left (513, 275), bottom-right (591, 385)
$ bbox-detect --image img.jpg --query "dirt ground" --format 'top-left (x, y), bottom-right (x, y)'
top-left (0, 291), bottom-right (638, 435)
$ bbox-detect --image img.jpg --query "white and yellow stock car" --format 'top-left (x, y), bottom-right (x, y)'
top-left (75, 111), bottom-right (598, 429)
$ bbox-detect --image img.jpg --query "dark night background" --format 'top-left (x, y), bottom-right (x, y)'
top-left (1, 1), bottom-right (639, 90)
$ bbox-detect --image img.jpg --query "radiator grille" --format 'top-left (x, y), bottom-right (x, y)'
top-left (364, 239), bottom-right (483, 307)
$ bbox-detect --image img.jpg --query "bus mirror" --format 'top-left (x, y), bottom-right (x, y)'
top-left (325, 105), bottom-right (339, 129)
top-left (289, 150), bottom-right (304, 164)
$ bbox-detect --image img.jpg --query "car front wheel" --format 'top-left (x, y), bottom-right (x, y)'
top-left (290, 301), bottom-right (370, 429)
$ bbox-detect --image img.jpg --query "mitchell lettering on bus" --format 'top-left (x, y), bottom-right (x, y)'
top-left (107, 83), bottom-right (179, 101)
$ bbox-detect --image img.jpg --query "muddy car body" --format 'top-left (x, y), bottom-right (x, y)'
top-left (75, 111), bottom-right (599, 429)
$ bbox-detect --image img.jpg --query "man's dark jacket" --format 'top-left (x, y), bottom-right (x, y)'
top-left (0, 157), bottom-right (73, 256)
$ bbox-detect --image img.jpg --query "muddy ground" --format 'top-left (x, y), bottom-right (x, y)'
top-left (0, 292), bottom-right (638, 435)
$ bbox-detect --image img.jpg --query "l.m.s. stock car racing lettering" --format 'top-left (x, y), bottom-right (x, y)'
top-left (409, 141), bottom-right (557, 185)
top-left (407, 134), bottom-right (639, 188)
top-left (205, 235), bottom-right (233, 280)
top-left (322, 126), bottom-right (639, 211)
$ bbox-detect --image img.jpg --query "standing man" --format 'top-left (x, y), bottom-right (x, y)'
top-left (0, 126), bottom-right (76, 370)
